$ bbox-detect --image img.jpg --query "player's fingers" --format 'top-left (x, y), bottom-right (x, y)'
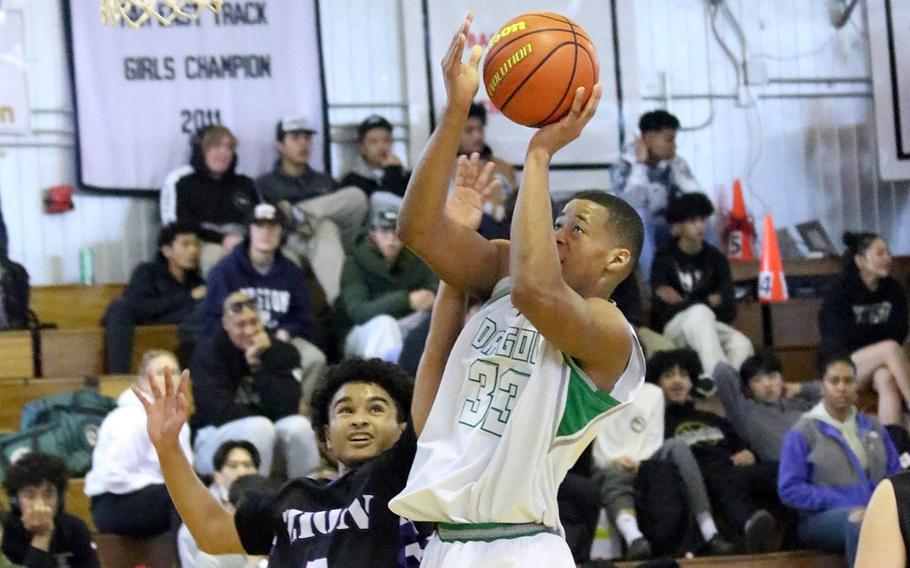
top-left (131, 385), bottom-right (151, 409)
top-left (581, 84), bottom-right (603, 121)
top-left (570, 87), bottom-right (586, 116)
top-left (468, 44), bottom-right (483, 69)
top-left (483, 178), bottom-right (503, 201)
top-left (164, 366), bottom-right (175, 398)
top-left (468, 152), bottom-right (481, 181)
top-left (453, 154), bottom-right (469, 187)
top-left (476, 160), bottom-right (496, 192)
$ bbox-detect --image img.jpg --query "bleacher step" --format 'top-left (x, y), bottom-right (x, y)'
top-left (612, 550), bottom-right (846, 567)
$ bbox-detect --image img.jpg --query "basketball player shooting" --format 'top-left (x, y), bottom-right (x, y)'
top-left (388, 13), bottom-right (646, 567)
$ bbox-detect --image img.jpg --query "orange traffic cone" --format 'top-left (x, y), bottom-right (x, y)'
top-left (724, 179), bottom-right (756, 261)
top-left (758, 214), bottom-right (789, 303)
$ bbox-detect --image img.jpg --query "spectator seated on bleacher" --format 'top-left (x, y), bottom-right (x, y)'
top-left (655, 348), bottom-right (778, 553)
top-left (717, 351), bottom-right (910, 465)
top-left (178, 440), bottom-right (259, 568)
top-left (336, 206), bottom-right (438, 361)
top-left (778, 352), bottom-right (901, 567)
top-left (84, 350), bottom-right (190, 538)
top-left (172, 125), bottom-right (259, 276)
top-left (203, 203), bottom-right (326, 399)
top-left (458, 102), bottom-right (519, 241)
top-left (257, 115), bottom-right (367, 302)
top-left (820, 231), bottom-right (910, 430)
top-left (191, 291), bottom-right (320, 479)
top-left (339, 115), bottom-right (410, 212)
top-left (593, 358), bottom-right (734, 559)
top-left (2, 452), bottom-right (99, 567)
top-left (102, 222), bottom-right (205, 373)
top-left (611, 110), bottom-right (703, 281)
top-left (650, 193), bottom-right (754, 393)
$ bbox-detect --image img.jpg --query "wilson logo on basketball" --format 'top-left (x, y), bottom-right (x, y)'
top-left (482, 12), bottom-right (599, 127)
top-left (487, 20), bottom-right (527, 49)
top-left (486, 43), bottom-right (533, 95)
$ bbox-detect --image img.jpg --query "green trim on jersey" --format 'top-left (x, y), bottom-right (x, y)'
top-left (556, 356), bottom-right (621, 438)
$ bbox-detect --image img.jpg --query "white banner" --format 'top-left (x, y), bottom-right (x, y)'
top-left (63, 1), bottom-right (326, 192)
top-left (424, 1), bottom-right (624, 167)
top-left (0, 10), bottom-right (29, 135)
top-left (868, 0), bottom-right (910, 180)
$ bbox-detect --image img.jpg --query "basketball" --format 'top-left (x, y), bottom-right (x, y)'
top-left (482, 12), bottom-right (599, 128)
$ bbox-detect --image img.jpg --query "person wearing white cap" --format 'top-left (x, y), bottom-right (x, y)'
top-left (201, 202), bottom-right (327, 404)
top-left (256, 115), bottom-right (368, 302)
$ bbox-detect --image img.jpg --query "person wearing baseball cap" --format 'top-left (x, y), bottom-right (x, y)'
top-left (202, 201), bottom-right (327, 405)
top-left (339, 114), bottom-right (411, 211)
top-left (256, 114), bottom-right (367, 303)
top-left (335, 204), bottom-right (438, 361)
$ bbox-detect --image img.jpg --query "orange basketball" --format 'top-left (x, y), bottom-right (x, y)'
top-left (482, 12), bottom-right (599, 127)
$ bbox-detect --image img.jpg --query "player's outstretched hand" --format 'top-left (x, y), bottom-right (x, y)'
top-left (441, 12), bottom-right (482, 110)
top-left (529, 84), bottom-right (603, 157)
top-left (445, 153), bottom-right (502, 230)
top-left (134, 366), bottom-right (190, 453)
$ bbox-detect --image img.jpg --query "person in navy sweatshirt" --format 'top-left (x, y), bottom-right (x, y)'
top-left (203, 203), bottom-right (326, 402)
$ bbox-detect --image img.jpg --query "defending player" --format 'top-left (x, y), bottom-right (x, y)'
top-left (388, 13), bottom-right (646, 567)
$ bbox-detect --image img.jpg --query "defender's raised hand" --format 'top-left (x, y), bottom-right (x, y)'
top-left (445, 153), bottom-right (502, 230)
top-left (529, 84), bottom-right (603, 158)
top-left (441, 12), bottom-right (482, 110)
top-left (134, 366), bottom-right (190, 452)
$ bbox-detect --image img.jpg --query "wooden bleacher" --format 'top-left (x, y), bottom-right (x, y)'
top-left (0, 284), bottom-right (182, 378)
top-left (729, 255), bottom-right (910, 381)
top-left (613, 550), bottom-right (846, 567)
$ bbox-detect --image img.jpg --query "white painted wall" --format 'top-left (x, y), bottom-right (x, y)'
top-left (0, 0), bottom-right (906, 285)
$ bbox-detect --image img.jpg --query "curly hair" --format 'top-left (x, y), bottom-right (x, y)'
top-left (645, 348), bottom-right (702, 385)
top-left (310, 358), bottom-right (413, 443)
top-left (3, 452), bottom-right (69, 500)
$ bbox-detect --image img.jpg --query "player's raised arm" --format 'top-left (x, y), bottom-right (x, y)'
top-left (411, 174), bottom-right (495, 434)
top-left (510, 85), bottom-right (638, 391)
top-left (397, 12), bottom-right (508, 300)
top-left (135, 368), bottom-right (245, 555)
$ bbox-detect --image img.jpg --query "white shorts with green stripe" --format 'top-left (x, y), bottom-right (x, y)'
top-left (420, 530), bottom-right (574, 567)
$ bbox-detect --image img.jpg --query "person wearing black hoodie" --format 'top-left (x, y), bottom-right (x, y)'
top-left (203, 203), bottom-right (326, 402)
top-left (339, 115), bottom-right (410, 211)
top-left (174, 125), bottom-right (259, 275)
top-left (190, 291), bottom-right (320, 480)
top-left (819, 231), bottom-right (910, 427)
top-left (2, 453), bottom-right (98, 568)
top-left (102, 222), bottom-right (205, 373)
top-left (650, 192), bottom-right (754, 378)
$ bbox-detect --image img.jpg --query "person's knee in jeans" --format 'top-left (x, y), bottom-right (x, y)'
top-left (194, 417), bottom-right (277, 476)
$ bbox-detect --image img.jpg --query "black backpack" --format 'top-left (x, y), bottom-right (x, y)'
top-left (0, 255), bottom-right (29, 330)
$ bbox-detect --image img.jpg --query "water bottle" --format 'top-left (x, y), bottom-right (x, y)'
top-left (79, 246), bottom-right (94, 286)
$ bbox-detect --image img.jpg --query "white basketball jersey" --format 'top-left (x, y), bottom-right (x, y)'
top-left (389, 278), bottom-right (645, 528)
